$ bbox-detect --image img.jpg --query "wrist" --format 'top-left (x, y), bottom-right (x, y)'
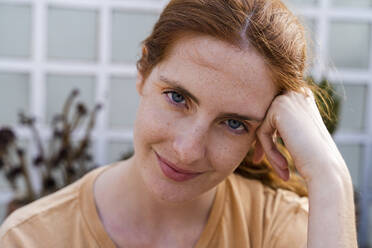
top-left (304, 156), bottom-right (351, 184)
top-left (306, 166), bottom-right (354, 199)
top-left (305, 169), bottom-right (358, 248)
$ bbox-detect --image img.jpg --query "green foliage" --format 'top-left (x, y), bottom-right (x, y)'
top-left (307, 76), bottom-right (341, 135)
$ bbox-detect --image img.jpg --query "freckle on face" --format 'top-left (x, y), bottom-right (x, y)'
top-left (132, 34), bottom-right (277, 202)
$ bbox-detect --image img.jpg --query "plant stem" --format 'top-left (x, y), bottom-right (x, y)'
top-left (17, 149), bottom-right (36, 201)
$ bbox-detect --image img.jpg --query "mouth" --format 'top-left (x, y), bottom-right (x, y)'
top-left (155, 151), bottom-right (202, 182)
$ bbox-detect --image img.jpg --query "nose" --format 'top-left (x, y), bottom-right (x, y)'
top-left (172, 122), bottom-right (207, 165)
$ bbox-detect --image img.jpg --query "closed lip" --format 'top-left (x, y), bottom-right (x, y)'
top-left (155, 152), bottom-right (202, 175)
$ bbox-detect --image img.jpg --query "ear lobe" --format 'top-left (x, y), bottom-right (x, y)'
top-left (252, 140), bottom-right (265, 164)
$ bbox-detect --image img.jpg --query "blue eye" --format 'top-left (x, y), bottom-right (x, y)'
top-left (227, 119), bottom-right (242, 129)
top-left (167, 91), bottom-right (185, 104)
top-left (225, 119), bottom-right (247, 133)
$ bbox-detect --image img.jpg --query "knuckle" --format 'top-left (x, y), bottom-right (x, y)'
top-left (272, 95), bottom-right (287, 106)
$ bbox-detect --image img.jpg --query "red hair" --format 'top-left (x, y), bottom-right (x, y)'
top-left (136, 0), bottom-right (329, 196)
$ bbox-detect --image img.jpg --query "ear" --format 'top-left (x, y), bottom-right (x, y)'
top-left (136, 72), bottom-right (144, 96)
top-left (252, 139), bottom-right (265, 164)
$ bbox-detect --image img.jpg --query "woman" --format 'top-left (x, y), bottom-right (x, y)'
top-left (0, 0), bottom-right (357, 247)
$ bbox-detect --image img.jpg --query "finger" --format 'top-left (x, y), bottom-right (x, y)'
top-left (300, 86), bottom-right (313, 97)
top-left (257, 115), bottom-right (289, 180)
top-left (258, 129), bottom-right (287, 169)
top-left (252, 139), bottom-right (265, 164)
top-left (278, 167), bottom-right (290, 181)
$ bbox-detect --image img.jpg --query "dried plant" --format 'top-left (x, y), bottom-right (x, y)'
top-left (0, 89), bottom-right (102, 207)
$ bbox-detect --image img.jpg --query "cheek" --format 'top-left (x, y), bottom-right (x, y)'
top-left (209, 133), bottom-right (254, 173)
top-left (133, 97), bottom-right (173, 150)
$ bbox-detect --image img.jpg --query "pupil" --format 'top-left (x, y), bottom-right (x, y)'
top-left (172, 92), bottom-right (184, 103)
top-left (228, 120), bottom-right (241, 129)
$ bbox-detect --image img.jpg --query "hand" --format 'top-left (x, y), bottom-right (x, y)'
top-left (253, 88), bottom-right (349, 184)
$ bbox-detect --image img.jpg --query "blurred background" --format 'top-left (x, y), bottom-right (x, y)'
top-left (0, 0), bottom-right (371, 246)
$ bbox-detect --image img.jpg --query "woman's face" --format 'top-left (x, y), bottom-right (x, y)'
top-left (133, 34), bottom-right (277, 202)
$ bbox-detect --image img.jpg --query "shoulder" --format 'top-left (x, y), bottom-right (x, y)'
top-left (225, 173), bottom-right (308, 247)
top-left (0, 166), bottom-right (101, 247)
top-left (0, 178), bottom-right (81, 236)
top-left (227, 172), bottom-right (308, 212)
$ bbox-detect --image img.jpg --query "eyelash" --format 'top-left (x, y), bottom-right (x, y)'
top-left (162, 90), bottom-right (249, 134)
top-left (163, 90), bottom-right (187, 107)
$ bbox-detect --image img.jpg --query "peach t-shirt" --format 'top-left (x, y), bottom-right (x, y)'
top-left (0, 163), bottom-right (308, 247)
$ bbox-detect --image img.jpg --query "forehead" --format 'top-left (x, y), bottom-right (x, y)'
top-left (154, 34), bottom-right (277, 120)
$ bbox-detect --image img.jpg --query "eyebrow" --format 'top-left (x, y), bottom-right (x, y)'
top-left (160, 75), bottom-right (200, 105)
top-left (159, 75), bottom-right (263, 123)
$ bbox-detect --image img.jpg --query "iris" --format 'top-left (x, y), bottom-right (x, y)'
top-left (227, 119), bottom-right (243, 130)
top-left (170, 92), bottom-right (185, 103)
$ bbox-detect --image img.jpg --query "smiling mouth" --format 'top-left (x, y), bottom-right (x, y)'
top-left (155, 151), bottom-right (202, 182)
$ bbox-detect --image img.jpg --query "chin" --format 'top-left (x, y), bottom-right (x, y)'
top-left (138, 156), bottom-right (210, 204)
top-left (140, 166), bottom-right (202, 204)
